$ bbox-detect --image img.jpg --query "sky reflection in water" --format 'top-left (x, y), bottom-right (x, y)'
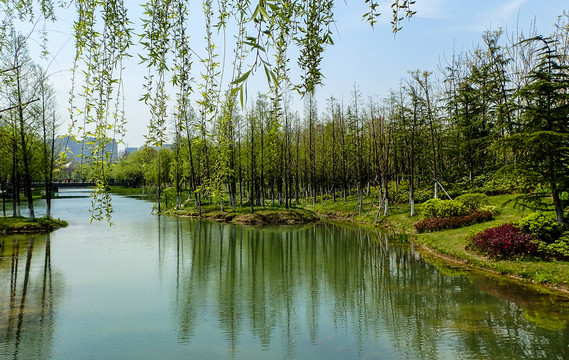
top-left (1, 189), bottom-right (568, 359)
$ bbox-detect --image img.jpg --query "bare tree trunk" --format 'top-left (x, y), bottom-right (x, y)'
top-left (1, 179), bottom-right (6, 217)
top-left (17, 81), bottom-right (35, 221)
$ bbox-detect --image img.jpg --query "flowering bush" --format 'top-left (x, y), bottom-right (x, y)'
top-left (469, 223), bottom-right (538, 259)
top-left (414, 210), bottom-right (493, 233)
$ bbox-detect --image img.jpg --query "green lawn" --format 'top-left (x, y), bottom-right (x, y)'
top-left (412, 196), bottom-right (569, 289)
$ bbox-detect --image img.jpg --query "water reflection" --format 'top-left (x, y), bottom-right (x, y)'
top-left (171, 220), bottom-right (569, 359)
top-left (1, 190), bottom-right (569, 360)
top-left (0, 233), bottom-right (63, 360)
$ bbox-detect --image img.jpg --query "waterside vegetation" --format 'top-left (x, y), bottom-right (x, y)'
top-left (0, 216), bottom-right (67, 234)
top-left (307, 193), bottom-right (569, 292)
top-left (139, 188), bottom-right (569, 293)
top-left (103, 15), bottom-right (569, 232)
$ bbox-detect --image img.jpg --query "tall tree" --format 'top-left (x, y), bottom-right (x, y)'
top-left (34, 67), bottom-right (58, 219)
top-left (2, 30), bottom-right (38, 221)
top-left (498, 36), bottom-right (569, 224)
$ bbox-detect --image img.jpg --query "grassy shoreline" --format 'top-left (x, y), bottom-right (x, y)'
top-left (0, 216), bottom-right (68, 234)
top-left (114, 186), bottom-right (569, 294)
top-left (306, 194), bottom-right (569, 294)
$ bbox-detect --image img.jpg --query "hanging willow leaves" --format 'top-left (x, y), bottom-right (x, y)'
top-left (295, 0), bottom-right (333, 95)
top-left (68, 0), bottom-right (132, 223)
top-left (213, 1), bottom-right (249, 211)
top-left (140, 0), bottom-right (173, 213)
top-left (171, 0), bottom-right (193, 210)
top-left (2, 0), bottom-right (418, 221)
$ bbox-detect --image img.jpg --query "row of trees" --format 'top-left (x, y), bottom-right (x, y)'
top-left (2, 3), bottom-right (567, 224)
top-left (0, 30), bottom-right (59, 220)
top-left (113, 14), bottom-right (569, 224)
top-left (0, 1), bottom-right (418, 222)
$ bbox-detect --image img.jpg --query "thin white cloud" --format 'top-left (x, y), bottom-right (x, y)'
top-left (454, 0), bottom-right (530, 33)
top-left (497, 0), bottom-right (529, 18)
top-left (413, 0), bottom-right (455, 19)
top-left (409, 0), bottom-right (533, 33)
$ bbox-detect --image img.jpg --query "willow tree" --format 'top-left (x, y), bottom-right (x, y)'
top-left (68, 0), bottom-right (132, 222)
top-left (215, 1), bottom-right (249, 212)
top-left (2, 0), bottom-right (416, 220)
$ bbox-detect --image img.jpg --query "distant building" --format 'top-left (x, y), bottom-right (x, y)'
top-left (56, 136), bottom-right (119, 162)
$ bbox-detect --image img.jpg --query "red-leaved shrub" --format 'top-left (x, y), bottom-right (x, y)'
top-left (414, 211), bottom-right (494, 233)
top-left (469, 223), bottom-right (538, 259)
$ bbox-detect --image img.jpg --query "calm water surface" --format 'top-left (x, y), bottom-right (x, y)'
top-left (1, 189), bottom-right (569, 359)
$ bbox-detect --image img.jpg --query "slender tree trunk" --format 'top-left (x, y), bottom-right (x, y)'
top-left (157, 152), bottom-right (161, 213)
top-left (331, 104), bottom-right (337, 202)
top-left (11, 130), bottom-right (19, 217)
top-left (552, 187), bottom-right (565, 224)
top-left (46, 117), bottom-right (56, 219)
top-left (1, 179), bottom-right (6, 217)
top-left (7, 58), bottom-right (34, 221)
top-left (550, 155), bottom-right (565, 224)
top-left (250, 116), bottom-right (255, 213)
top-left (185, 119), bottom-right (200, 213)
top-left (357, 184), bottom-right (363, 215)
top-left (259, 118), bottom-right (265, 207)
top-left (17, 80), bottom-right (35, 221)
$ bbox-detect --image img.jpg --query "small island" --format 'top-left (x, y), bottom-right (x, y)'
top-left (0, 216), bottom-right (68, 234)
top-left (171, 206), bottom-right (318, 225)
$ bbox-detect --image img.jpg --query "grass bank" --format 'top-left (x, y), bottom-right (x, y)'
top-left (307, 194), bottom-right (569, 293)
top-left (109, 185), bottom-right (155, 198)
top-left (0, 216), bottom-right (68, 234)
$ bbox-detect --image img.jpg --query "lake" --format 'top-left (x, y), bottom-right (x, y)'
top-left (1, 189), bottom-right (568, 359)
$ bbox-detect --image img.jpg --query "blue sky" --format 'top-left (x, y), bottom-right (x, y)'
top-left (319, 0), bottom-right (568, 105)
top-left (26, 0), bottom-right (569, 148)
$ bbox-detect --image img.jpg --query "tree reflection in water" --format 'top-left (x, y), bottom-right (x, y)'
top-left (172, 219), bottom-right (569, 359)
top-left (0, 234), bottom-right (63, 360)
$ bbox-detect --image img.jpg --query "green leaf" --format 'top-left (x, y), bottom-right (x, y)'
top-left (231, 69), bottom-right (251, 85)
top-left (258, 4), bottom-right (269, 19)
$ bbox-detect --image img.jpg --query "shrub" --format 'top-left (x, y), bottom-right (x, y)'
top-left (414, 210), bottom-right (493, 233)
top-left (479, 175), bottom-right (526, 195)
top-left (455, 193), bottom-right (489, 211)
top-left (536, 232), bottom-right (569, 260)
top-left (479, 205), bottom-right (498, 216)
top-left (388, 180), bottom-right (410, 204)
top-left (414, 187), bottom-right (435, 203)
top-left (421, 198), bottom-right (469, 218)
top-left (469, 223), bottom-right (538, 259)
top-left (421, 199), bottom-right (442, 217)
top-left (545, 238), bottom-right (569, 260)
top-left (517, 212), bottom-right (562, 243)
